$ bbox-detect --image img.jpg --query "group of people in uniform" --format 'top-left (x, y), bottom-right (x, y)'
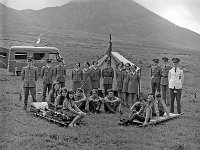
top-left (21, 55), bottom-right (184, 127)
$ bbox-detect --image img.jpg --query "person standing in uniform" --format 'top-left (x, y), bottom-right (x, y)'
top-left (151, 59), bottom-right (162, 97)
top-left (21, 56), bottom-right (38, 111)
top-left (90, 60), bottom-right (101, 90)
top-left (127, 65), bottom-right (140, 107)
top-left (168, 58), bottom-right (184, 114)
top-left (41, 59), bottom-right (54, 101)
top-left (55, 58), bottom-right (66, 88)
top-left (122, 63), bottom-right (131, 107)
top-left (82, 62), bottom-right (92, 98)
top-left (102, 60), bottom-right (114, 96)
top-left (160, 57), bottom-right (172, 105)
top-left (115, 62), bottom-right (124, 104)
top-left (72, 62), bottom-right (83, 92)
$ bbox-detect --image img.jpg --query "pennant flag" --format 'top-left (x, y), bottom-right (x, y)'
top-left (36, 37), bottom-right (40, 44)
top-left (106, 34), bottom-right (112, 57)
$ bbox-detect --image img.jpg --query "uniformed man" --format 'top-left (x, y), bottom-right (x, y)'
top-left (102, 60), bottom-right (114, 96)
top-left (160, 57), bottom-right (172, 105)
top-left (54, 58), bottom-right (66, 88)
top-left (21, 56), bottom-right (38, 110)
top-left (168, 58), bottom-right (184, 114)
top-left (151, 59), bottom-right (162, 97)
top-left (90, 60), bottom-right (101, 90)
top-left (41, 59), bottom-right (54, 101)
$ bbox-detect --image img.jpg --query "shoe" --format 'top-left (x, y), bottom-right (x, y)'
top-left (23, 106), bottom-right (27, 111)
top-left (118, 120), bottom-right (129, 126)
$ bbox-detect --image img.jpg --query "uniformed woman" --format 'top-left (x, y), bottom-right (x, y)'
top-left (115, 62), bottom-right (124, 104)
top-left (82, 62), bottom-right (92, 97)
top-left (127, 65), bottom-right (140, 107)
top-left (55, 58), bottom-right (66, 88)
top-left (122, 63), bottom-right (131, 107)
top-left (72, 62), bottom-right (83, 92)
top-left (90, 60), bottom-right (101, 90)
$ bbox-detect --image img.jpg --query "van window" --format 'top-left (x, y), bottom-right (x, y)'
top-left (49, 53), bottom-right (59, 60)
top-left (0, 52), bottom-right (7, 58)
top-left (34, 53), bottom-right (45, 60)
top-left (15, 52), bottom-right (27, 59)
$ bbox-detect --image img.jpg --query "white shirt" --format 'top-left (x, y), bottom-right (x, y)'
top-left (168, 67), bottom-right (184, 89)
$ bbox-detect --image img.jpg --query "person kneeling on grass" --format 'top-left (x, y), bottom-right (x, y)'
top-left (88, 89), bottom-right (103, 113)
top-left (62, 90), bottom-right (86, 127)
top-left (104, 89), bottom-right (122, 114)
top-left (153, 93), bottom-right (170, 118)
top-left (74, 88), bottom-right (87, 112)
top-left (119, 94), bottom-right (154, 126)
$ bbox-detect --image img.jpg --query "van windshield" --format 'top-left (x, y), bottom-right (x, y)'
top-left (15, 52), bottom-right (27, 59)
top-left (49, 53), bottom-right (59, 60)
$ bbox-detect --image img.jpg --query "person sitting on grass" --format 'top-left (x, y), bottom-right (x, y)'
top-left (88, 89), bottom-right (103, 113)
top-left (54, 87), bottom-right (67, 111)
top-left (74, 88), bottom-right (87, 112)
top-left (119, 93), bottom-right (154, 126)
top-left (104, 89), bottom-right (122, 114)
top-left (153, 93), bottom-right (170, 117)
top-left (47, 82), bottom-right (60, 109)
top-left (62, 90), bottom-right (86, 127)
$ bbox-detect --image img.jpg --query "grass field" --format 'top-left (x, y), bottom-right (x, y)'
top-left (0, 30), bottom-right (200, 150)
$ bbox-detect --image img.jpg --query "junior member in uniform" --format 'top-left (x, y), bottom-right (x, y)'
top-left (90, 60), bottom-right (101, 89)
top-left (41, 59), bottom-right (54, 101)
top-left (151, 59), bottom-right (162, 97)
top-left (55, 58), bottom-right (66, 88)
top-left (160, 57), bottom-right (172, 105)
top-left (115, 62), bottom-right (124, 103)
top-left (168, 58), bottom-right (184, 114)
top-left (72, 62), bottom-right (83, 92)
top-left (21, 56), bottom-right (38, 110)
top-left (102, 60), bottom-right (114, 96)
top-left (82, 62), bottom-right (92, 97)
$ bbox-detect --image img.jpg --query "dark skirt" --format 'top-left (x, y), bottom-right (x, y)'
top-left (122, 82), bottom-right (128, 93)
top-left (117, 81), bottom-right (123, 90)
top-left (81, 79), bottom-right (92, 90)
top-left (91, 80), bottom-right (100, 89)
top-left (72, 81), bottom-right (82, 92)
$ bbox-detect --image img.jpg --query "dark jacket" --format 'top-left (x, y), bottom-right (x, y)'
top-left (151, 65), bottom-right (162, 83)
top-left (55, 65), bottom-right (66, 82)
top-left (21, 65), bottom-right (38, 87)
top-left (41, 65), bottom-right (54, 84)
top-left (102, 66), bottom-right (114, 84)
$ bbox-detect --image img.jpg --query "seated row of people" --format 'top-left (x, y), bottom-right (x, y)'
top-left (47, 82), bottom-right (122, 114)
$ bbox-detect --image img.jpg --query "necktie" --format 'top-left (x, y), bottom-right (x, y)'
top-left (175, 68), bottom-right (176, 73)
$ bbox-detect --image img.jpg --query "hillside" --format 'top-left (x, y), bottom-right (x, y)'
top-left (1, 0), bottom-right (200, 49)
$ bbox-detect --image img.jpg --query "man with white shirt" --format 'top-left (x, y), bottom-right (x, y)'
top-left (168, 58), bottom-right (184, 114)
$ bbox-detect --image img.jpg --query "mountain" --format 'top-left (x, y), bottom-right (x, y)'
top-left (1, 0), bottom-right (200, 49)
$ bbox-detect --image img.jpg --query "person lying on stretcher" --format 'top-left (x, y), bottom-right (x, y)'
top-left (119, 93), bottom-right (170, 126)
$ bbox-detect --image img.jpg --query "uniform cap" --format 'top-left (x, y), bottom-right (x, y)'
top-left (152, 59), bottom-right (159, 63)
top-left (57, 58), bottom-right (63, 62)
top-left (156, 93), bottom-right (161, 97)
top-left (172, 58), bottom-right (180, 63)
top-left (162, 57), bottom-right (169, 62)
top-left (27, 55), bottom-right (33, 61)
top-left (46, 59), bottom-right (51, 63)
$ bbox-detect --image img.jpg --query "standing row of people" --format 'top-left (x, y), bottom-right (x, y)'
top-left (150, 57), bottom-right (184, 114)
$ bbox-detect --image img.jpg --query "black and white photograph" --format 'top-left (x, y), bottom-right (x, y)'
top-left (0, 0), bottom-right (200, 149)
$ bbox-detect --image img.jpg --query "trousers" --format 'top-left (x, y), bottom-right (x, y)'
top-left (161, 85), bottom-right (170, 105)
top-left (151, 82), bottom-right (160, 96)
top-left (42, 84), bottom-right (52, 101)
top-left (23, 87), bottom-right (37, 109)
top-left (169, 88), bottom-right (182, 114)
top-left (103, 84), bottom-right (112, 96)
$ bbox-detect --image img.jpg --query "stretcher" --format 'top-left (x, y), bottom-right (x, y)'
top-left (132, 113), bottom-right (181, 127)
top-left (29, 102), bottom-right (74, 127)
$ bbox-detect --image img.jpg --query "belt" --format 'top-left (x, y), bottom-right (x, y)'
top-left (162, 76), bottom-right (168, 78)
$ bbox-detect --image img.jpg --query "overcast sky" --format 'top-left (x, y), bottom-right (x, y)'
top-left (0, 0), bottom-right (200, 34)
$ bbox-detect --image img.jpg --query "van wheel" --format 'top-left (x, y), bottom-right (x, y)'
top-left (16, 71), bottom-right (21, 76)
